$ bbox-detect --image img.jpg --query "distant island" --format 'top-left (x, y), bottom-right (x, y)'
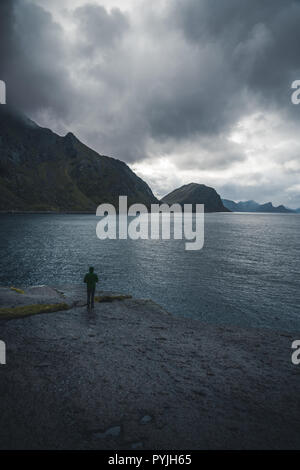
top-left (222, 199), bottom-right (299, 214)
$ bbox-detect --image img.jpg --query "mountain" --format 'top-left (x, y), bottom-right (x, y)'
top-left (222, 199), bottom-right (294, 213)
top-left (0, 106), bottom-right (158, 211)
top-left (222, 199), bottom-right (260, 212)
top-left (257, 202), bottom-right (293, 213)
top-left (161, 183), bottom-right (230, 212)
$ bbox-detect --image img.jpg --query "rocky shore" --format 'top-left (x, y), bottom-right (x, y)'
top-left (0, 285), bottom-right (299, 450)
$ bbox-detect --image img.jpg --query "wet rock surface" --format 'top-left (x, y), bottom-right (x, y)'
top-left (0, 285), bottom-right (299, 449)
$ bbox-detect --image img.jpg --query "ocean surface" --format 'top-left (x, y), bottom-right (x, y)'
top-left (0, 213), bottom-right (299, 331)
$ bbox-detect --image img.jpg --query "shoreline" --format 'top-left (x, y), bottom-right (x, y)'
top-left (0, 211), bottom-right (96, 214)
top-left (0, 210), bottom-right (298, 215)
top-left (0, 285), bottom-right (300, 449)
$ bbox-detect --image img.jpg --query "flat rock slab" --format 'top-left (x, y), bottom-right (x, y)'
top-left (0, 285), bottom-right (134, 310)
top-left (0, 286), bottom-right (65, 308)
top-left (0, 285), bottom-right (300, 450)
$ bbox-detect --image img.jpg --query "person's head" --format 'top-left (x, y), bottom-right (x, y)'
top-left (89, 266), bottom-right (94, 273)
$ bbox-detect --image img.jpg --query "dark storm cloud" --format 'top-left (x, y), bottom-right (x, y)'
top-left (1, 0), bottom-right (300, 205)
top-left (2, 0), bottom-right (300, 143)
top-left (0, 1), bottom-right (16, 79)
top-left (73, 4), bottom-right (129, 52)
top-left (0, 0), bottom-right (74, 117)
top-left (145, 47), bottom-right (242, 140)
top-left (0, 0), bottom-right (130, 121)
top-left (146, 0), bottom-right (300, 140)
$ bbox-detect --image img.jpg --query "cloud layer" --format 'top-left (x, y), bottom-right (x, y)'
top-left (1, 0), bottom-right (300, 207)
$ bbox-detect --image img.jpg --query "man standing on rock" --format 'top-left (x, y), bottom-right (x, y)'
top-left (84, 267), bottom-right (98, 309)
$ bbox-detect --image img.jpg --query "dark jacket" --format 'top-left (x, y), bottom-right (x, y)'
top-left (84, 267), bottom-right (98, 290)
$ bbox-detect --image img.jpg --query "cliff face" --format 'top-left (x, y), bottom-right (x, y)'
top-left (161, 183), bottom-right (230, 213)
top-left (0, 106), bottom-right (158, 211)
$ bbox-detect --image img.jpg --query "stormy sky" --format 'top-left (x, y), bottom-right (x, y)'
top-left (1, 0), bottom-right (300, 207)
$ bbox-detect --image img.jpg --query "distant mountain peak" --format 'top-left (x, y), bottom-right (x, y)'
top-left (64, 131), bottom-right (77, 140)
top-left (184, 182), bottom-right (207, 187)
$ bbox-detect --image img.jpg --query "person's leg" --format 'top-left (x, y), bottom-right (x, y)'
top-left (87, 288), bottom-right (91, 308)
top-left (91, 287), bottom-right (95, 308)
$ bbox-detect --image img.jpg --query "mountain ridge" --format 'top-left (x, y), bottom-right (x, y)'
top-left (0, 105), bottom-right (158, 211)
top-left (0, 106), bottom-right (298, 214)
top-left (222, 198), bottom-right (295, 213)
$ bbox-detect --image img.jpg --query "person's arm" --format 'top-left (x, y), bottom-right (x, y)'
top-left (84, 274), bottom-right (88, 283)
top-left (95, 275), bottom-right (99, 283)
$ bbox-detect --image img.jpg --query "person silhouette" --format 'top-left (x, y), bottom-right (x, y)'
top-left (84, 266), bottom-right (98, 309)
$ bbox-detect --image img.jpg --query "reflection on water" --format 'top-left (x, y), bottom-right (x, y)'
top-left (0, 213), bottom-right (299, 331)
